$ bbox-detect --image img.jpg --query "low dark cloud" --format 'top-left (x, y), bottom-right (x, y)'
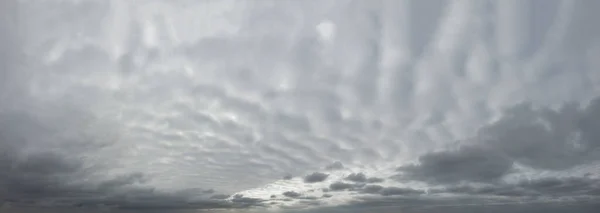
top-left (325, 161), bottom-right (345, 171)
top-left (345, 95), bottom-right (600, 212)
top-left (360, 185), bottom-right (384, 194)
top-left (435, 184), bottom-right (533, 197)
top-left (209, 194), bottom-right (230, 200)
top-left (345, 173), bottom-right (367, 182)
top-left (297, 199), bottom-right (323, 206)
top-left (230, 195), bottom-right (266, 207)
top-left (478, 97), bottom-right (600, 170)
top-left (298, 196), bottom-right (319, 200)
top-left (393, 96), bottom-right (600, 189)
top-left (303, 196), bottom-right (600, 213)
top-left (304, 172), bottom-right (329, 183)
top-left (0, 119), bottom-right (262, 211)
top-left (397, 145), bottom-right (513, 184)
top-left (283, 191), bottom-right (301, 198)
top-left (357, 185), bottom-right (423, 197)
top-left (379, 187), bottom-right (424, 196)
top-left (344, 173), bottom-right (385, 184)
top-left (434, 176), bottom-right (600, 198)
top-left (518, 176), bottom-right (600, 196)
top-left (366, 177), bottom-right (384, 183)
top-left (329, 182), bottom-right (357, 191)
top-left (201, 189), bottom-right (215, 194)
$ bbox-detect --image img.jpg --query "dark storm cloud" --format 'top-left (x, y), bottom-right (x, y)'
top-left (394, 96), bottom-right (600, 187)
top-left (0, 151), bottom-right (84, 201)
top-left (397, 145), bottom-right (513, 184)
top-left (304, 172), bottom-right (329, 183)
top-left (478, 96), bottom-right (600, 170)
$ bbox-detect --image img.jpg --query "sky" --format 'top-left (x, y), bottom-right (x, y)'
top-left (1, 0), bottom-right (600, 212)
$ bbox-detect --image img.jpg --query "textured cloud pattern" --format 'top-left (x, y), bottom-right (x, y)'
top-left (1, 0), bottom-right (600, 212)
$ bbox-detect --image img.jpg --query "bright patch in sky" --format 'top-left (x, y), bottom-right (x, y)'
top-left (316, 20), bottom-right (336, 42)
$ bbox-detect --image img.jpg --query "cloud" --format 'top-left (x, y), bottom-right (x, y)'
top-left (0, 111), bottom-right (261, 211)
top-left (329, 182), bottom-right (357, 191)
top-left (518, 176), bottom-right (600, 196)
top-left (345, 173), bottom-right (367, 182)
top-left (379, 187), bottom-right (424, 196)
top-left (230, 195), bottom-right (266, 207)
top-left (430, 175), bottom-right (600, 199)
top-left (304, 172), bottom-right (329, 183)
top-left (282, 191), bottom-right (301, 198)
top-left (4, 0), bottom-right (600, 212)
top-left (302, 196), bottom-right (600, 213)
top-left (435, 184), bottom-right (534, 197)
top-left (366, 177), bottom-right (384, 183)
top-left (360, 185), bottom-right (384, 194)
top-left (0, 103), bottom-right (256, 212)
top-left (397, 145), bottom-right (513, 184)
top-left (477, 97), bottom-right (600, 170)
top-left (343, 173), bottom-right (384, 183)
top-left (210, 194), bottom-right (230, 200)
top-left (325, 161), bottom-right (345, 171)
top-left (395, 95), bottom-right (600, 185)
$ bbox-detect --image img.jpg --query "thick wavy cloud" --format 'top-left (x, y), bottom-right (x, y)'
top-left (2, 0), bottom-right (600, 213)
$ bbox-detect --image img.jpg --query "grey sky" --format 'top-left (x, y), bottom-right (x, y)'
top-left (1, 0), bottom-right (600, 212)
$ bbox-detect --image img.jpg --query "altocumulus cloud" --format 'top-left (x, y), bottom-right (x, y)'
top-left (2, 0), bottom-right (600, 213)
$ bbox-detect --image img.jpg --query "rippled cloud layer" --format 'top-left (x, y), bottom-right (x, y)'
top-left (1, 0), bottom-right (600, 212)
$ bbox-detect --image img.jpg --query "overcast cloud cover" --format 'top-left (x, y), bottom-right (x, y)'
top-left (1, 0), bottom-right (600, 212)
